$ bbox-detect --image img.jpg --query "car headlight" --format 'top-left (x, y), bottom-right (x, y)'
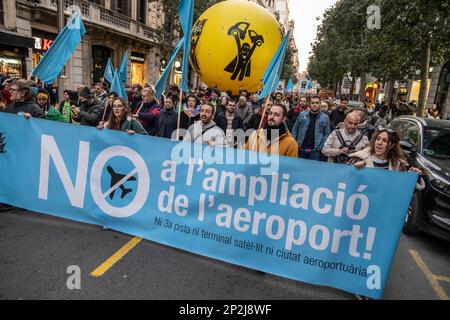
top-left (428, 172), bottom-right (450, 196)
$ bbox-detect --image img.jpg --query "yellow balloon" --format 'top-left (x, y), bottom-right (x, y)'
top-left (190, 0), bottom-right (283, 95)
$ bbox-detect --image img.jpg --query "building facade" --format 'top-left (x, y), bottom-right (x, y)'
top-left (426, 61), bottom-right (450, 118)
top-left (0, 0), bottom-right (164, 89)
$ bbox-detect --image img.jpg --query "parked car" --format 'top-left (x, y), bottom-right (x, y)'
top-left (390, 116), bottom-right (450, 241)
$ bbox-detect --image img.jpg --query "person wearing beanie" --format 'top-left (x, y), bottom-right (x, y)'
top-left (71, 86), bottom-right (102, 126)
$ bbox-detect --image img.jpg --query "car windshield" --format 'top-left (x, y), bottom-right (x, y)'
top-left (423, 127), bottom-right (450, 159)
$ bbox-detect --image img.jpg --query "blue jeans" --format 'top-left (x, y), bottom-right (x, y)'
top-left (298, 150), bottom-right (322, 161)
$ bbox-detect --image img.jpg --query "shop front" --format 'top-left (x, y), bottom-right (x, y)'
top-left (365, 82), bottom-right (381, 103)
top-left (173, 60), bottom-right (182, 87)
top-left (32, 29), bottom-right (56, 69)
top-left (92, 45), bottom-right (112, 84)
top-left (130, 52), bottom-right (145, 85)
top-left (0, 30), bottom-right (34, 80)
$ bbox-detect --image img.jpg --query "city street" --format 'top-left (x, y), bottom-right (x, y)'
top-left (1, 207), bottom-right (449, 300)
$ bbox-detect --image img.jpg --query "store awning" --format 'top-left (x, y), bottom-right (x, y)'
top-left (0, 30), bottom-right (35, 49)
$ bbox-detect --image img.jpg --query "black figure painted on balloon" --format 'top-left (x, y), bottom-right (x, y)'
top-left (224, 22), bottom-right (264, 81)
top-left (190, 19), bottom-right (208, 76)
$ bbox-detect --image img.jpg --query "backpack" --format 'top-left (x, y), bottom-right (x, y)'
top-left (333, 129), bottom-right (365, 163)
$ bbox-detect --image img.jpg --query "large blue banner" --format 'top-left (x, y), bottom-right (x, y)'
top-left (0, 113), bottom-right (417, 299)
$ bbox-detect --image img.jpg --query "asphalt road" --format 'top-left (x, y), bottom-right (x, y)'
top-left (1, 207), bottom-right (449, 300)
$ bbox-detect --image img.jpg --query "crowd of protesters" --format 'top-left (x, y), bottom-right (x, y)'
top-left (0, 76), bottom-right (437, 302)
top-left (0, 76), bottom-right (437, 180)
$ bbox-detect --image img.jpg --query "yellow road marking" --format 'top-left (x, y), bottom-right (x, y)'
top-left (434, 275), bottom-right (450, 283)
top-left (409, 250), bottom-right (449, 300)
top-left (90, 237), bottom-right (142, 277)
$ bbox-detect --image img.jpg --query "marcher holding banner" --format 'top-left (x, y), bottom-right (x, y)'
top-left (245, 103), bottom-right (298, 158)
top-left (99, 97), bottom-right (147, 135)
top-left (5, 81), bottom-right (43, 119)
top-left (322, 112), bottom-right (369, 163)
top-left (348, 129), bottom-right (425, 183)
top-left (133, 87), bottom-right (161, 136)
top-left (184, 103), bottom-right (225, 146)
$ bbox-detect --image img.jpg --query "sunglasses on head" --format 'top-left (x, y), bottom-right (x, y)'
top-left (377, 126), bottom-right (395, 134)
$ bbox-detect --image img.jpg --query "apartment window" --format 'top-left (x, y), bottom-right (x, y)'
top-left (137, 0), bottom-right (147, 24)
top-left (111, 0), bottom-right (130, 16)
top-left (89, 0), bottom-right (104, 5)
top-left (0, 0), bottom-right (4, 26)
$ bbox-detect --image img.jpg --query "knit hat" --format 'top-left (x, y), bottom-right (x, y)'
top-left (79, 86), bottom-right (92, 98)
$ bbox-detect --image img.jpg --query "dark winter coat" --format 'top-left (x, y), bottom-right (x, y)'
top-left (5, 99), bottom-right (44, 118)
top-left (158, 108), bottom-right (178, 139)
top-left (73, 99), bottom-right (103, 126)
top-left (215, 112), bottom-right (244, 133)
top-left (137, 99), bottom-right (161, 136)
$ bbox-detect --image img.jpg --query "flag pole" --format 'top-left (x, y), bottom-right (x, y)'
top-left (252, 60), bottom-right (283, 152)
top-left (176, 90), bottom-right (183, 140)
top-left (101, 103), bottom-right (108, 123)
top-left (257, 59), bottom-right (283, 130)
top-left (57, 0), bottom-right (65, 103)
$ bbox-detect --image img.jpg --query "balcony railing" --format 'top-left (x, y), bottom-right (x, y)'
top-left (99, 6), bottom-right (130, 30)
top-left (31, 0), bottom-right (160, 43)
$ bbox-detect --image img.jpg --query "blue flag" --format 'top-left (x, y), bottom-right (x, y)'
top-left (110, 69), bottom-right (127, 100)
top-left (308, 78), bottom-right (313, 90)
top-left (155, 38), bottom-right (184, 100)
top-left (32, 10), bottom-right (86, 84)
top-left (119, 50), bottom-right (128, 84)
top-left (179, 0), bottom-right (195, 92)
top-left (103, 57), bottom-right (114, 84)
top-left (259, 33), bottom-right (289, 100)
top-left (261, 32), bottom-right (289, 85)
top-left (286, 79), bottom-right (294, 93)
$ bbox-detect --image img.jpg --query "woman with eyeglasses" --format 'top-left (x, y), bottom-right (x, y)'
top-left (348, 129), bottom-right (425, 189)
top-left (4, 80), bottom-right (43, 118)
top-left (98, 97), bottom-right (147, 135)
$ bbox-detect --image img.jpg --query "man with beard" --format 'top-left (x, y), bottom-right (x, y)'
top-left (184, 103), bottom-right (226, 147)
top-left (322, 112), bottom-right (369, 163)
top-left (244, 103), bottom-right (298, 158)
top-left (235, 95), bottom-right (253, 127)
top-left (292, 95), bottom-right (330, 161)
top-left (287, 95), bottom-right (308, 125)
top-left (329, 96), bottom-right (349, 130)
top-left (215, 99), bottom-right (244, 148)
top-left (157, 96), bottom-right (178, 139)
